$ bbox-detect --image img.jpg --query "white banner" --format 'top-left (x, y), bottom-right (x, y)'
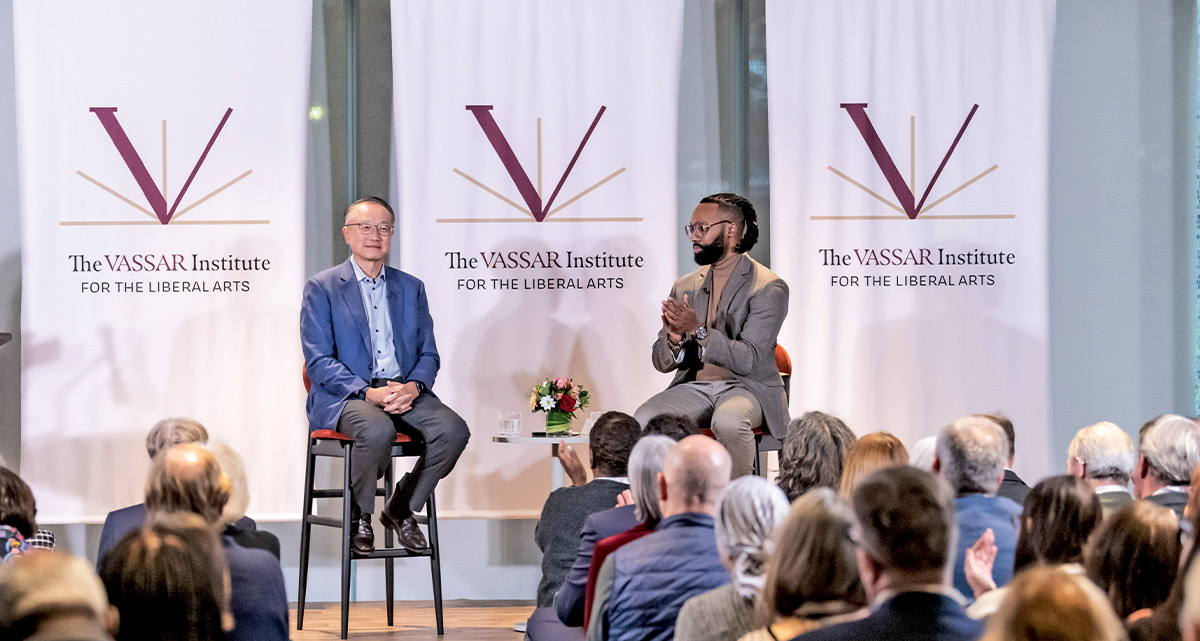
top-left (392, 0), bottom-right (684, 516)
top-left (16, 2), bottom-right (311, 521)
top-left (766, 1), bottom-right (1056, 479)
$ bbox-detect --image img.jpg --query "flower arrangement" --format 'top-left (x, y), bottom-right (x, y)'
top-left (529, 376), bottom-right (590, 433)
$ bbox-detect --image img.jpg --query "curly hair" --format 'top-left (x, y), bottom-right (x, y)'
top-left (776, 412), bottom-right (856, 501)
top-left (700, 192), bottom-right (759, 253)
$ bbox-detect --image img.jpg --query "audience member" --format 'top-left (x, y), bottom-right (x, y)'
top-left (209, 441), bottom-right (280, 558)
top-left (97, 417), bottom-right (210, 564)
top-left (554, 435), bottom-right (675, 629)
top-left (675, 476), bottom-right (789, 641)
top-left (798, 466), bottom-right (982, 641)
top-left (1085, 501), bottom-right (1180, 620)
top-left (1067, 421), bottom-right (1136, 517)
top-left (963, 475), bottom-right (1102, 618)
top-left (1134, 414), bottom-right (1200, 518)
top-left (581, 436), bottom-right (676, 630)
top-left (977, 565), bottom-right (1126, 641)
top-left (741, 488), bottom-right (867, 641)
top-left (100, 512), bottom-right (229, 641)
top-left (590, 435), bottom-right (732, 641)
top-left (0, 468), bottom-right (37, 544)
top-left (910, 436), bottom-right (937, 470)
top-left (146, 443), bottom-right (288, 641)
top-left (978, 414), bottom-right (1031, 506)
top-left (1127, 503), bottom-right (1200, 641)
top-left (933, 415), bottom-right (1020, 598)
top-left (644, 413), bottom-right (699, 441)
top-left (839, 432), bottom-right (909, 497)
top-left (0, 463), bottom-right (54, 551)
top-left (0, 551), bottom-right (117, 641)
top-left (1, 525), bottom-right (24, 561)
top-left (1180, 554), bottom-right (1200, 641)
top-left (776, 412), bottom-right (855, 501)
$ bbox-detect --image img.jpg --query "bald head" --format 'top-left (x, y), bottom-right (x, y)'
top-left (659, 435), bottom-right (732, 516)
top-left (145, 443), bottom-right (230, 524)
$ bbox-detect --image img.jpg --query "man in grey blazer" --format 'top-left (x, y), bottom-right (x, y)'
top-left (634, 193), bottom-right (789, 477)
top-left (1066, 421), bottom-right (1136, 517)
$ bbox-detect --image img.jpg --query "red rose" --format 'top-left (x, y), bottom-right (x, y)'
top-left (559, 394), bottom-right (577, 412)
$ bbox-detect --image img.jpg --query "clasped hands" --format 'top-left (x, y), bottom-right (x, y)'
top-left (365, 381), bottom-right (419, 414)
top-left (661, 293), bottom-right (700, 345)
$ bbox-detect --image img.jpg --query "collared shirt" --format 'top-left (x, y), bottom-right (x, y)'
top-left (350, 259), bottom-right (401, 380)
top-left (1094, 484), bottom-right (1132, 495)
top-left (1152, 485), bottom-right (1189, 496)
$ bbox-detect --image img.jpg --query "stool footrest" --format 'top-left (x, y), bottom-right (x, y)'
top-left (306, 515), bottom-right (343, 528)
top-left (353, 547), bottom-right (434, 559)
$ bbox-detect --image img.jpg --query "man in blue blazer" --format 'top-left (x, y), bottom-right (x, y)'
top-left (301, 197), bottom-right (470, 553)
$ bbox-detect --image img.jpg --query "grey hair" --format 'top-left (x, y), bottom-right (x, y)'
top-left (909, 436), bottom-right (937, 471)
top-left (629, 435), bottom-right (675, 524)
top-left (208, 441), bottom-right (249, 526)
top-left (145, 417), bottom-right (208, 459)
top-left (936, 416), bottom-right (1008, 495)
top-left (1067, 422), bottom-right (1135, 483)
top-left (1140, 414), bottom-right (1200, 485)
top-left (715, 476), bottom-right (791, 600)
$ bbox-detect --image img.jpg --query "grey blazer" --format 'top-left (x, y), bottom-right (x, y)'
top-left (651, 254), bottom-right (790, 438)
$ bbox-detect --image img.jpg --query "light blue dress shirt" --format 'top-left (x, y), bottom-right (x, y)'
top-left (350, 259), bottom-right (401, 381)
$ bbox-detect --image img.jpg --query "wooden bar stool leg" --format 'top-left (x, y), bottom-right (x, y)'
top-left (428, 492), bottom-right (444, 635)
top-left (340, 442), bottom-right (353, 640)
top-left (297, 439), bottom-right (317, 629)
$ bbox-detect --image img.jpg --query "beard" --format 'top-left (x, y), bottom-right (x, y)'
top-left (693, 234), bottom-right (725, 265)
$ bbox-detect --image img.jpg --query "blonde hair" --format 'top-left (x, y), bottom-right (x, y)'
top-left (839, 432), bottom-right (909, 497)
top-left (208, 441), bottom-right (249, 526)
top-left (980, 566), bottom-right (1126, 641)
top-left (0, 551), bottom-right (110, 631)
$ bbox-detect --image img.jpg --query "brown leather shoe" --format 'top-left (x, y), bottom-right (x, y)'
top-left (351, 511), bottom-right (375, 554)
top-left (380, 511), bottom-right (428, 552)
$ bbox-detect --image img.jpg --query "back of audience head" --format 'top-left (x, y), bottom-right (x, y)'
top-left (208, 441), bottom-right (250, 527)
top-left (839, 432), bottom-right (909, 497)
top-left (660, 435), bottom-right (732, 517)
top-left (714, 476), bottom-right (790, 600)
top-left (759, 487), bottom-right (866, 626)
top-left (100, 512), bottom-right (229, 641)
top-left (588, 411), bottom-right (641, 478)
top-left (0, 551), bottom-right (116, 640)
top-left (976, 413), bottom-right (1016, 467)
top-left (1135, 414), bottom-right (1200, 498)
top-left (629, 435), bottom-right (675, 525)
top-left (1085, 501), bottom-right (1180, 619)
top-left (852, 466), bottom-right (956, 597)
top-left (934, 415), bottom-right (1008, 496)
top-left (643, 413), bottom-right (698, 441)
top-left (1067, 421), bottom-right (1135, 487)
top-left (909, 435), bottom-right (937, 471)
top-left (777, 411), bottom-right (856, 501)
top-left (145, 444), bottom-right (230, 525)
top-left (1013, 475), bottom-right (1102, 572)
top-left (0, 468), bottom-right (37, 539)
top-left (145, 417), bottom-right (208, 459)
top-left (979, 565), bottom-right (1126, 641)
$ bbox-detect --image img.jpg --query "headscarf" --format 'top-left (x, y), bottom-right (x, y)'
top-left (715, 476), bottom-right (790, 599)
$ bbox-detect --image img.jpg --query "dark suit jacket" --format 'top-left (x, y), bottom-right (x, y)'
top-left (1144, 490), bottom-right (1188, 520)
top-left (651, 254), bottom-right (790, 437)
top-left (300, 257), bottom-right (441, 430)
top-left (535, 479), bottom-right (629, 607)
top-left (556, 505), bottom-right (640, 626)
top-left (1097, 488), bottom-right (1134, 518)
top-left (996, 469), bottom-right (1031, 507)
top-left (98, 503), bottom-right (258, 566)
top-left (224, 535), bottom-right (289, 641)
top-left (952, 494), bottom-right (1021, 598)
top-left (793, 592), bottom-right (982, 641)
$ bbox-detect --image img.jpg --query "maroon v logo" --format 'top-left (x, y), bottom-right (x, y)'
top-left (466, 105), bottom-right (606, 222)
top-left (89, 107), bottom-right (233, 225)
top-left (840, 102), bottom-right (979, 220)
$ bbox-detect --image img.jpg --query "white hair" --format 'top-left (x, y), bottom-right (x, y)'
top-left (1141, 415), bottom-right (1200, 485)
top-left (714, 476), bottom-right (791, 600)
top-left (936, 416), bottom-right (1008, 495)
top-left (1068, 422), bottom-right (1135, 483)
top-left (0, 551), bottom-right (110, 630)
top-left (629, 436), bottom-right (675, 524)
top-left (208, 441), bottom-right (249, 526)
top-left (909, 436), bottom-right (937, 471)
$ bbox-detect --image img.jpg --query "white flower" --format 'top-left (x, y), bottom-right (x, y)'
top-left (539, 395), bottom-right (555, 410)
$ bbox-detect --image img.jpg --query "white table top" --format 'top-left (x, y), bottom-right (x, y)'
top-left (491, 434), bottom-right (589, 444)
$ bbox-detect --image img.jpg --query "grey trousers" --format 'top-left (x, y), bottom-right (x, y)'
top-left (633, 380), bottom-right (762, 478)
top-left (336, 394), bottom-right (470, 515)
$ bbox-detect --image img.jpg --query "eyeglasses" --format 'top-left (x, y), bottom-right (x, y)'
top-left (345, 222), bottom-right (394, 235)
top-left (684, 220), bottom-right (734, 239)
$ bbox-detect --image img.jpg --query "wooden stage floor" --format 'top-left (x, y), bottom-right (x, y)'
top-left (291, 600), bottom-right (534, 640)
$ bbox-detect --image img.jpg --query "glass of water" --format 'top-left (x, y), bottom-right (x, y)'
top-left (499, 411), bottom-right (521, 437)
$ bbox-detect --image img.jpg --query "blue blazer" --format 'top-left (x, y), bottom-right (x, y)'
top-left (300, 258), bottom-right (441, 430)
top-left (952, 494), bottom-right (1021, 599)
top-left (98, 503), bottom-right (259, 568)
